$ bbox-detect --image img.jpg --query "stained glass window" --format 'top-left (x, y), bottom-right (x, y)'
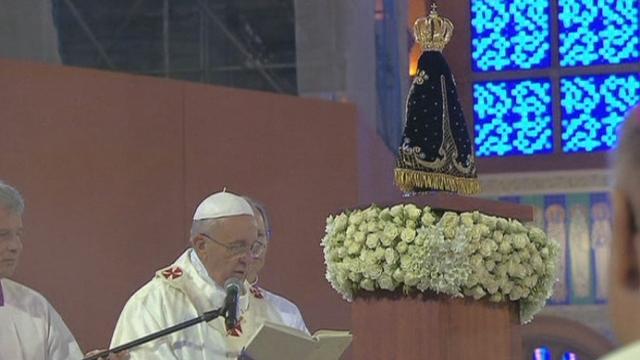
top-left (471, 0), bottom-right (638, 157)
top-left (533, 347), bottom-right (552, 360)
top-left (474, 79), bottom-right (554, 156)
top-left (561, 73), bottom-right (640, 152)
top-left (559, 0), bottom-right (640, 67)
top-left (471, 0), bottom-right (551, 71)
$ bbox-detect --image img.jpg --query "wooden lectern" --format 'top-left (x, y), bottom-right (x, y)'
top-left (350, 193), bottom-right (533, 360)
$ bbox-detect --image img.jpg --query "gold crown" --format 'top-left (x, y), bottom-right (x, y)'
top-left (413, 5), bottom-right (454, 52)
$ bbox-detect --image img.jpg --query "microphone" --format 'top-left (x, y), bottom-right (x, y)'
top-left (223, 277), bottom-right (243, 332)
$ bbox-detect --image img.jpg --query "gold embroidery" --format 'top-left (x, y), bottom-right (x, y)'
top-left (396, 75), bottom-right (480, 194)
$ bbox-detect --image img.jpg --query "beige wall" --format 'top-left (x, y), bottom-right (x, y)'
top-left (0, 59), bottom-right (358, 351)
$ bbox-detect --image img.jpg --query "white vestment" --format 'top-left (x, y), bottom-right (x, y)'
top-left (600, 342), bottom-right (640, 360)
top-left (0, 278), bottom-right (83, 360)
top-left (111, 249), bottom-right (308, 359)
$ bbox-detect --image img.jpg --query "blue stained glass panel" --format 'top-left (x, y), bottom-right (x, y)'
top-left (474, 79), bottom-right (553, 156)
top-left (559, 0), bottom-right (640, 66)
top-left (471, 0), bottom-right (551, 71)
top-left (533, 347), bottom-right (552, 360)
top-left (561, 74), bottom-right (640, 152)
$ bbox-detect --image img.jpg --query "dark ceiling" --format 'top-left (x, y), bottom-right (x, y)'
top-left (53, 0), bottom-right (297, 94)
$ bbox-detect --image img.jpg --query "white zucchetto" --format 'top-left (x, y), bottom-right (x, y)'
top-left (193, 191), bottom-right (254, 220)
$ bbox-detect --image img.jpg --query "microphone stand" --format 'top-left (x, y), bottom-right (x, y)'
top-left (83, 308), bottom-right (223, 360)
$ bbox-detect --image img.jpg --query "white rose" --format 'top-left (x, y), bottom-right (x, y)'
top-left (390, 205), bottom-right (404, 218)
top-left (421, 212), bottom-right (436, 225)
top-left (404, 272), bottom-right (420, 286)
top-left (349, 211), bottom-right (364, 226)
top-left (365, 263), bottom-right (383, 279)
top-left (509, 286), bottom-right (524, 301)
top-left (496, 218), bottom-right (508, 231)
top-left (470, 286), bottom-right (486, 300)
top-left (470, 254), bottom-right (483, 267)
top-left (365, 233), bottom-right (380, 248)
top-left (460, 213), bottom-right (474, 227)
top-left (528, 227), bottom-right (547, 244)
top-left (377, 274), bottom-right (396, 290)
top-left (347, 242), bottom-right (362, 255)
top-left (512, 234), bottom-right (528, 249)
top-left (405, 204), bottom-right (422, 220)
top-left (334, 214), bottom-right (348, 232)
top-left (348, 272), bottom-right (363, 283)
top-left (443, 225), bottom-right (456, 239)
top-left (396, 241), bottom-right (409, 254)
top-left (499, 278), bottom-right (513, 294)
top-left (392, 268), bottom-right (405, 282)
top-left (484, 279), bottom-right (499, 294)
top-left (374, 247), bottom-right (386, 260)
top-left (383, 224), bottom-right (400, 242)
top-left (385, 248), bottom-right (398, 265)
top-left (401, 228), bottom-right (417, 243)
top-left (479, 240), bottom-right (497, 257)
top-left (478, 224), bottom-right (491, 237)
top-left (379, 208), bottom-right (392, 221)
top-left (499, 241), bottom-right (512, 254)
top-left (540, 247), bottom-right (550, 258)
top-left (485, 260), bottom-right (496, 272)
top-left (345, 225), bottom-right (357, 238)
top-left (481, 214), bottom-right (498, 230)
top-left (363, 206), bottom-right (379, 221)
top-left (440, 212), bottom-right (460, 227)
top-left (360, 278), bottom-right (375, 291)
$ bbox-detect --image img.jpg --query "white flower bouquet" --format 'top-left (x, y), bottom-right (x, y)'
top-left (322, 204), bottom-right (559, 323)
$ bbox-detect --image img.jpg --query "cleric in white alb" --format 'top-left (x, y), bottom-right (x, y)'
top-left (110, 190), bottom-right (308, 359)
top-left (0, 181), bottom-right (127, 360)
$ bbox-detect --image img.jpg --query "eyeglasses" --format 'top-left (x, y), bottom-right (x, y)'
top-left (200, 233), bottom-right (266, 258)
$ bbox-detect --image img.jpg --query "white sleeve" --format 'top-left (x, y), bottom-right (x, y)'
top-left (110, 297), bottom-right (181, 360)
top-left (289, 305), bottom-right (310, 335)
top-left (46, 304), bottom-right (84, 360)
top-left (268, 292), bottom-right (310, 335)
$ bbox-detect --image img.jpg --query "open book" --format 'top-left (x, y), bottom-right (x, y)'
top-left (244, 321), bottom-right (352, 360)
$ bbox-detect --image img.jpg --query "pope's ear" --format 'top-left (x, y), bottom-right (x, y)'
top-left (191, 234), bottom-right (207, 254)
top-left (613, 190), bottom-right (640, 290)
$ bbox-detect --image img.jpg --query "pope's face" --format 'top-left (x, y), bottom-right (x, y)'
top-left (196, 215), bottom-right (258, 285)
top-left (0, 207), bottom-right (23, 278)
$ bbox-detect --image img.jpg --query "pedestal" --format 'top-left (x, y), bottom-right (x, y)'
top-left (351, 292), bottom-right (522, 360)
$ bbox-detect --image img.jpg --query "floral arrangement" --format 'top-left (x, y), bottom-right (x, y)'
top-left (321, 204), bottom-right (560, 323)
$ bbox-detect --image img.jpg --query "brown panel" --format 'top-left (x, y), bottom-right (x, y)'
top-left (0, 60), bottom-right (186, 351)
top-left (352, 292), bottom-right (521, 360)
top-left (182, 83), bottom-right (360, 333)
top-left (0, 59), bottom-right (363, 353)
